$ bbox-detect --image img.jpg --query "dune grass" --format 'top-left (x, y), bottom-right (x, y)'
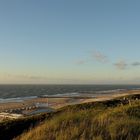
top-left (15, 95), bottom-right (140, 140)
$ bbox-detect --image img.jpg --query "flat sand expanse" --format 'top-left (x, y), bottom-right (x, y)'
top-left (0, 90), bottom-right (140, 111)
top-left (82, 90), bottom-right (140, 102)
top-left (53, 90), bottom-right (140, 109)
top-left (0, 98), bottom-right (69, 111)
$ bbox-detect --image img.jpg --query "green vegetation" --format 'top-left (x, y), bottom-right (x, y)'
top-left (0, 94), bottom-right (140, 140)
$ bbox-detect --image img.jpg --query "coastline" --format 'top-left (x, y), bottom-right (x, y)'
top-left (1, 91), bottom-right (140, 140)
top-left (52, 89), bottom-right (140, 109)
top-left (0, 89), bottom-right (140, 114)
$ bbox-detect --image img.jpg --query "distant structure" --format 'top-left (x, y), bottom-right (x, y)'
top-left (0, 112), bottom-right (23, 120)
top-left (35, 102), bottom-right (49, 108)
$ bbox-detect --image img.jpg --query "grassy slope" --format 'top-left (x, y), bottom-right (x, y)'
top-left (0, 113), bottom-right (56, 140)
top-left (14, 94), bottom-right (140, 140)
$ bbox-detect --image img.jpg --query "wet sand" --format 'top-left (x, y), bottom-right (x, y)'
top-left (0, 89), bottom-right (140, 112)
top-left (0, 98), bottom-right (69, 112)
top-left (53, 89), bottom-right (140, 109)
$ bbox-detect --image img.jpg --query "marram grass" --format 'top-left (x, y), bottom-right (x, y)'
top-left (14, 96), bottom-right (140, 140)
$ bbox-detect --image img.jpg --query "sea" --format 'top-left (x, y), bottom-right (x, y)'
top-left (0, 85), bottom-right (140, 103)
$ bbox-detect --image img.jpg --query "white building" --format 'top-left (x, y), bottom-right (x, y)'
top-left (0, 112), bottom-right (23, 119)
top-left (35, 103), bottom-right (48, 108)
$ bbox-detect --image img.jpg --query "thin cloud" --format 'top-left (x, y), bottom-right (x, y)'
top-left (114, 60), bottom-right (128, 70)
top-left (75, 60), bottom-right (87, 65)
top-left (5, 74), bottom-right (48, 81)
top-left (92, 51), bottom-right (108, 63)
top-left (75, 50), bottom-right (108, 65)
top-left (131, 62), bottom-right (140, 66)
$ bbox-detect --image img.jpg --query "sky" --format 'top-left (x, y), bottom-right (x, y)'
top-left (0, 0), bottom-right (140, 84)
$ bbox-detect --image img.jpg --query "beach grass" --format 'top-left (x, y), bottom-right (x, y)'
top-left (12, 94), bottom-right (140, 140)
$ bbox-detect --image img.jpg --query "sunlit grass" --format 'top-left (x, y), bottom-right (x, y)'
top-left (15, 96), bottom-right (140, 140)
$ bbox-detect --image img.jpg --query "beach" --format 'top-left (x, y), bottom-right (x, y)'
top-left (0, 89), bottom-right (140, 117)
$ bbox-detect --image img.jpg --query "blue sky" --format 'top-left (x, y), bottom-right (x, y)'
top-left (0, 0), bottom-right (140, 84)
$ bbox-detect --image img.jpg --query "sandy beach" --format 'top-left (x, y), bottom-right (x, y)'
top-left (0, 89), bottom-right (140, 113)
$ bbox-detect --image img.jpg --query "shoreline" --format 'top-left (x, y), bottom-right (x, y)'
top-left (0, 89), bottom-right (140, 117)
top-left (52, 89), bottom-right (140, 109)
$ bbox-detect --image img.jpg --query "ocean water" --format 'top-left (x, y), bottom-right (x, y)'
top-left (0, 85), bottom-right (140, 100)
